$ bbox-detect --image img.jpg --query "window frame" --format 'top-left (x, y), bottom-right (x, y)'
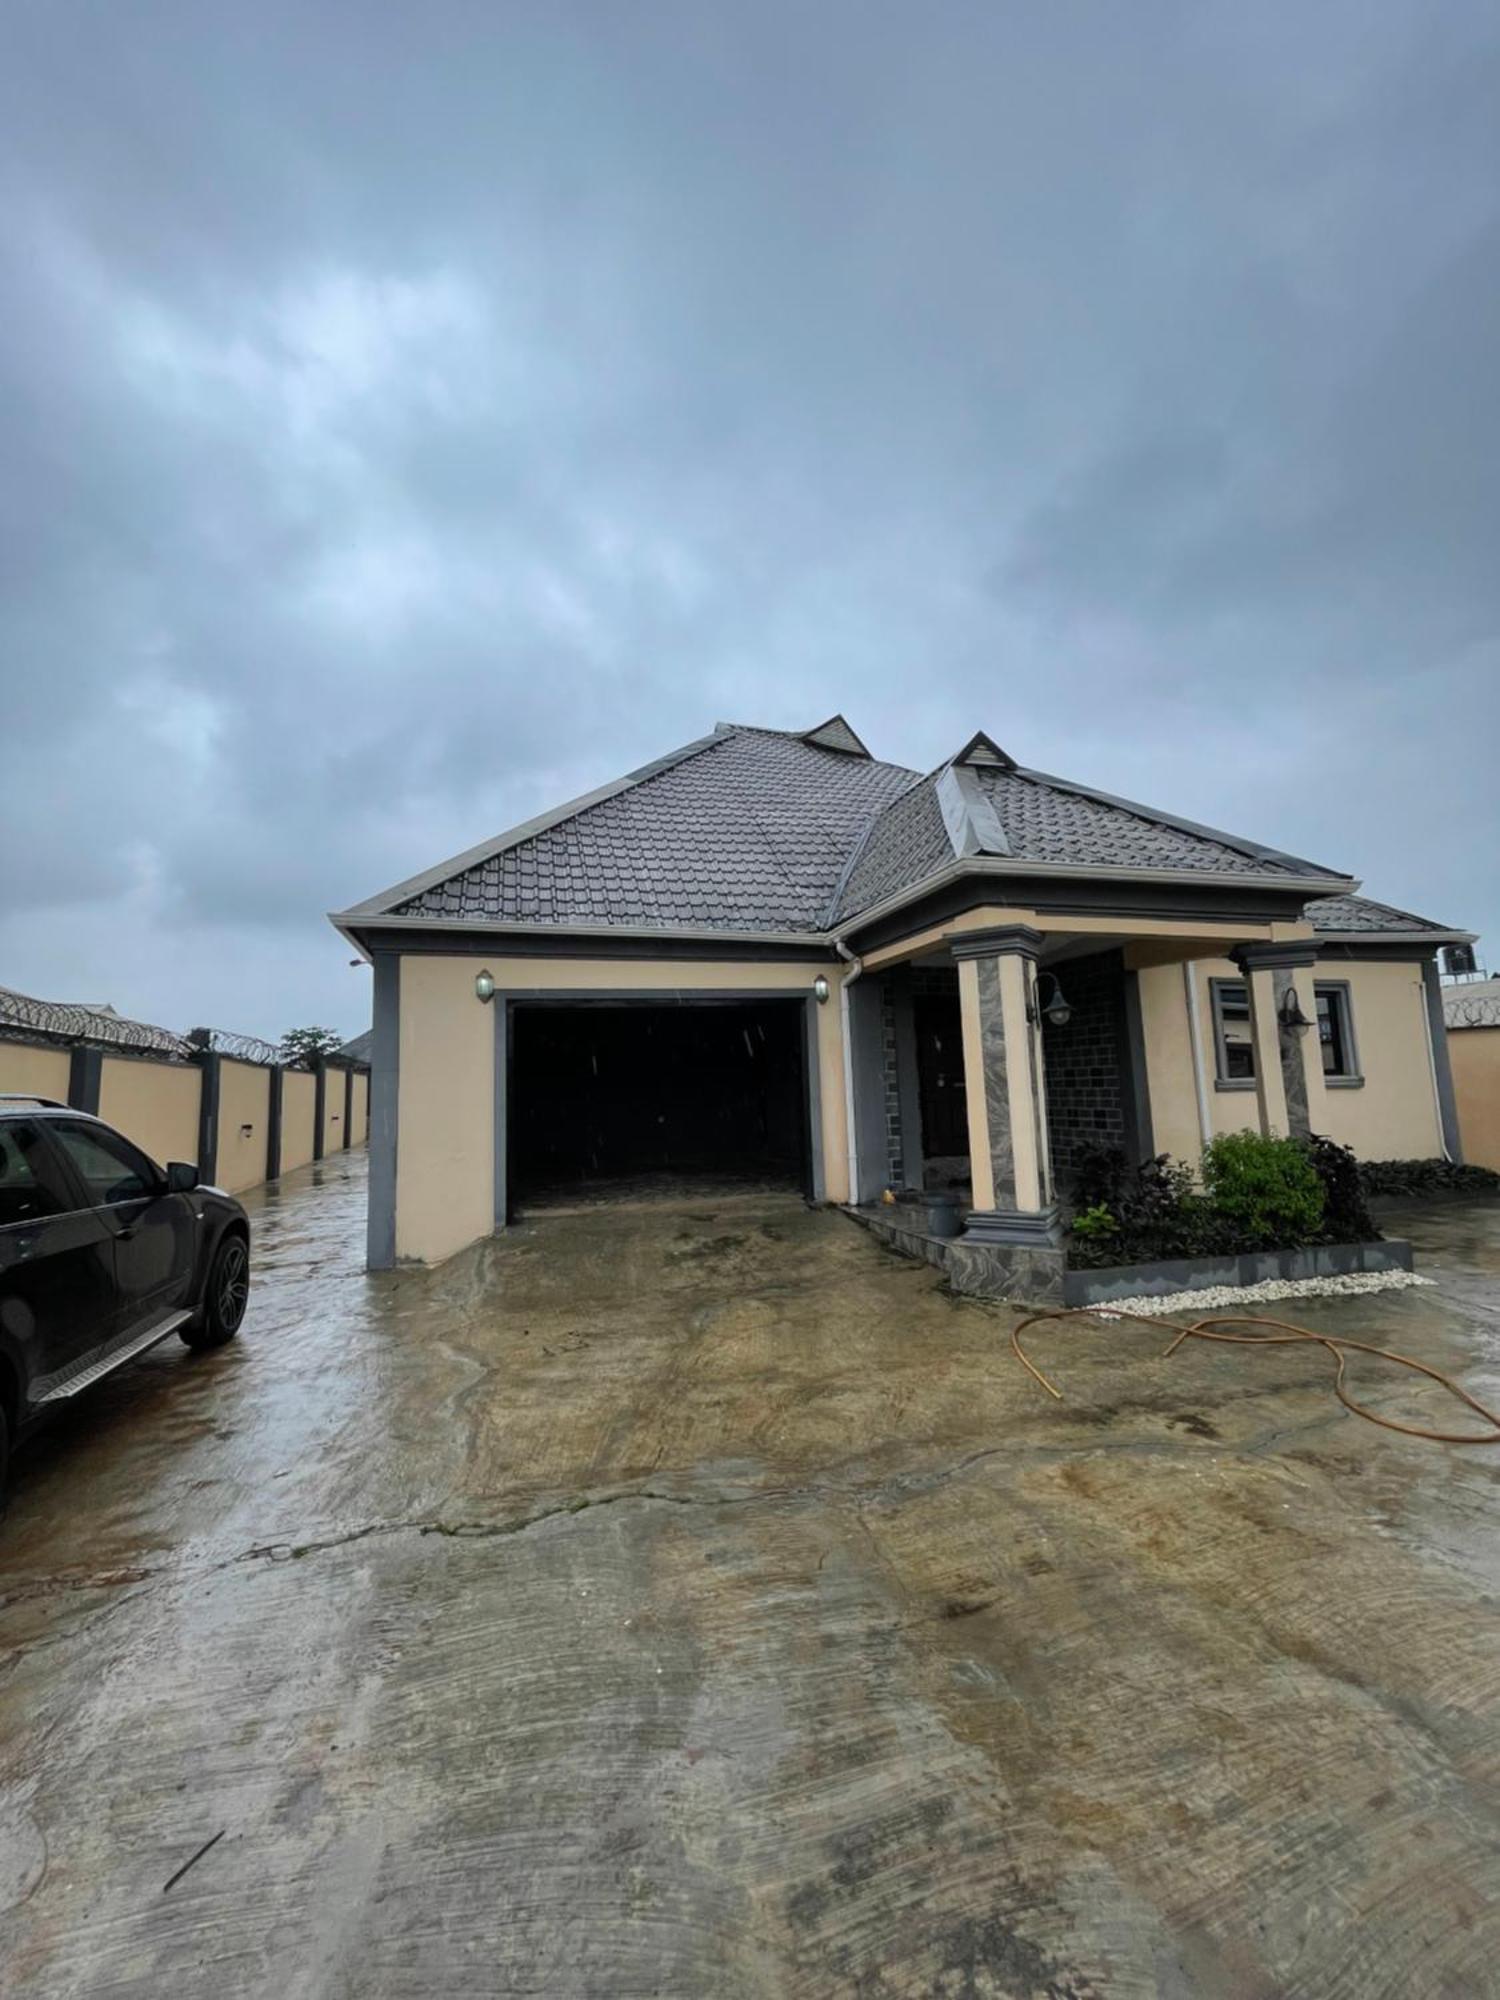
top-left (1314, 979), bottom-right (1363, 1087)
top-left (0, 1119), bottom-right (79, 1231)
top-left (43, 1118), bottom-right (166, 1210)
top-left (1209, 977), bottom-right (1257, 1090)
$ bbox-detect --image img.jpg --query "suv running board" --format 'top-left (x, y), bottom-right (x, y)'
top-left (30, 1311), bottom-right (194, 1405)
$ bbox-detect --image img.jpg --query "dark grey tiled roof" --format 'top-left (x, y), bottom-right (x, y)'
top-left (366, 719), bottom-right (1363, 938)
top-left (393, 726), bottom-right (916, 932)
top-left (973, 769), bottom-right (1316, 880)
top-left (339, 1030), bottom-right (373, 1064)
top-left (834, 773), bottom-right (950, 922)
top-left (1306, 895), bottom-right (1457, 935)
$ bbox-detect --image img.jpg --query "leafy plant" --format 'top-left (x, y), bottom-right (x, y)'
top-left (1071, 1203), bottom-right (1120, 1242)
top-left (1301, 1133), bottom-right (1379, 1243)
top-left (278, 1025), bottom-right (344, 1070)
top-left (1200, 1130), bottom-right (1325, 1249)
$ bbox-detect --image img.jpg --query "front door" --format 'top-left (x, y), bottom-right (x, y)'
top-left (45, 1120), bottom-right (197, 1330)
top-left (0, 1118), bottom-right (117, 1387)
top-left (914, 993), bottom-right (970, 1163)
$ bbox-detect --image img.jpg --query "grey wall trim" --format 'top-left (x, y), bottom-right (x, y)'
top-left (1120, 968), bottom-right (1154, 1162)
top-left (1312, 976), bottom-right (1361, 1085)
top-left (962, 1205), bottom-right (1063, 1246)
top-left (1232, 941), bottom-right (1322, 973)
top-left (66, 1045), bottom-right (102, 1115)
top-left (265, 1066), bottom-right (283, 1182)
top-left (802, 997), bottom-right (826, 1201)
top-left (367, 954), bottom-right (400, 1270)
top-left (950, 924), bottom-right (1045, 963)
top-left (343, 925), bottom-right (837, 964)
top-left (313, 1062), bottom-right (327, 1161)
top-left (845, 875), bottom-right (1312, 955)
top-left (195, 1052), bottom-right (221, 1182)
top-left (494, 997), bottom-right (510, 1230)
top-left (1423, 958), bottom-right (1464, 1164)
top-left (505, 987), bottom-right (825, 1005)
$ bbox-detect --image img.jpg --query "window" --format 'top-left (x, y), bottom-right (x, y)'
top-left (1316, 982), bottom-right (1360, 1083)
top-left (0, 1122), bottom-right (75, 1229)
top-left (48, 1122), bottom-right (161, 1207)
top-left (1210, 979), bottom-right (1256, 1085)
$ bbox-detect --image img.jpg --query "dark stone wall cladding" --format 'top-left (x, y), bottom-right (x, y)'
top-left (881, 977), bottom-right (904, 1186)
top-left (1042, 949), bottom-right (1128, 1190)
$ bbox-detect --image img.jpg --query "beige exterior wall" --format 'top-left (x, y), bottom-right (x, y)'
top-left (321, 1069), bottom-right (346, 1156)
top-left (1139, 956), bottom-right (1444, 1166)
top-left (279, 1069), bottom-right (317, 1175)
top-left (214, 1059), bottom-right (272, 1193)
top-left (98, 1056), bottom-right (200, 1170)
top-left (0, 1043), bottom-right (71, 1103)
top-left (352, 1070), bottom-right (369, 1144)
top-left (393, 953), bottom-right (847, 1267)
top-left (1450, 1028), bottom-right (1500, 1172)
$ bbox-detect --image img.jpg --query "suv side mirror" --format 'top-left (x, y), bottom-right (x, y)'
top-left (165, 1161), bottom-right (200, 1193)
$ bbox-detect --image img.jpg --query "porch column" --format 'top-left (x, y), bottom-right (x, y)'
top-left (1231, 942), bottom-right (1326, 1140)
top-left (952, 926), bottom-right (1060, 1245)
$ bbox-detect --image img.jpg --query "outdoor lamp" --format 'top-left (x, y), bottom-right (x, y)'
top-left (474, 969), bottom-right (496, 1004)
top-left (1278, 985), bottom-right (1313, 1033)
top-left (812, 975), bottom-right (831, 1004)
top-left (1029, 971), bottom-right (1072, 1030)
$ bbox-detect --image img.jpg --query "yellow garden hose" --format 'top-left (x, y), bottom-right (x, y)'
top-left (1010, 1303), bottom-right (1500, 1447)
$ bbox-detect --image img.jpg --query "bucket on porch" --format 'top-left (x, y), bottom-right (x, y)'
top-left (924, 1192), bottom-right (962, 1240)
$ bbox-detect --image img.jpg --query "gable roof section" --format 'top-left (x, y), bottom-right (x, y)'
top-left (363, 725), bottom-right (916, 935)
top-left (799, 714), bottom-right (871, 758)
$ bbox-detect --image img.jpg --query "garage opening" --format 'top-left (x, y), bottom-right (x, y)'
top-left (508, 999), bottom-right (810, 1212)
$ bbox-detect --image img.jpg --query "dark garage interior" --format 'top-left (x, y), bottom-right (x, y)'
top-left (509, 999), bottom-right (809, 1210)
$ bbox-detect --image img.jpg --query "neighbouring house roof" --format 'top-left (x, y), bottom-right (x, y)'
top-left (339, 1030), bottom-right (374, 1065)
top-left (1305, 895), bottom-right (1474, 942)
top-left (336, 717), bottom-right (1453, 947)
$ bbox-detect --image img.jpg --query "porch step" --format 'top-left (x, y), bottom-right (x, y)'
top-left (30, 1311), bottom-right (194, 1404)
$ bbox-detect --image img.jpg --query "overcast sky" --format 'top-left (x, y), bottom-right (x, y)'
top-left (3, 2), bottom-right (1496, 1042)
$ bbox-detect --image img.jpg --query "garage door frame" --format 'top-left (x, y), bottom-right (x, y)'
top-left (495, 989), bottom-right (826, 1224)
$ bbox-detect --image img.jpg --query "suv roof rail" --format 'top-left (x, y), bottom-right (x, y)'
top-left (0, 1093), bottom-right (67, 1109)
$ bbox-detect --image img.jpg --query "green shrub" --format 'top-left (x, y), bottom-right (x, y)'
top-left (1358, 1158), bottom-right (1500, 1199)
top-left (1301, 1134), bottom-right (1379, 1243)
top-left (1071, 1203), bottom-right (1120, 1243)
top-left (1200, 1130), bottom-right (1325, 1248)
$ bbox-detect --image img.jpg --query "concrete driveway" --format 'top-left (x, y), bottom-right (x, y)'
top-left (4, 1155), bottom-right (1500, 1998)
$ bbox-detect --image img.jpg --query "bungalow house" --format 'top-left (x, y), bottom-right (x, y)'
top-left (331, 717), bottom-right (1470, 1300)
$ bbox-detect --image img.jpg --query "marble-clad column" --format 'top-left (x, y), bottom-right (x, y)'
top-left (953, 926), bottom-right (1059, 1246)
top-left (1231, 941), bottom-right (1326, 1141)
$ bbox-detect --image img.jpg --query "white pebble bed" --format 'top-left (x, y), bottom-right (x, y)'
top-left (1090, 1268), bottom-right (1434, 1319)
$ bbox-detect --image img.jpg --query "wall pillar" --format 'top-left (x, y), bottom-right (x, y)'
top-left (951, 927), bottom-right (1063, 1299)
top-left (67, 1045), bottom-right (102, 1115)
top-left (313, 1061), bottom-right (327, 1161)
top-left (195, 1050), bottom-right (221, 1184)
top-left (266, 1066), bottom-right (284, 1182)
top-left (1232, 943), bottom-right (1322, 1140)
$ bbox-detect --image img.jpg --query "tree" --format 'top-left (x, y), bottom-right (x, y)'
top-left (279, 1026), bottom-right (344, 1070)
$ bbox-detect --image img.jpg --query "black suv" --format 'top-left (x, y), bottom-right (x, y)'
top-left (0, 1097), bottom-right (251, 1486)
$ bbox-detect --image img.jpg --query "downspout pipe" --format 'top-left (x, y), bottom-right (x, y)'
top-left (835, 941), bottom-right (863, 1205)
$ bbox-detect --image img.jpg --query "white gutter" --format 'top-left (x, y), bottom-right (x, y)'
top-left (1182, 960), bottom-right (1213, 1152)
top-left (835, 941), bottom-right (863, 1203)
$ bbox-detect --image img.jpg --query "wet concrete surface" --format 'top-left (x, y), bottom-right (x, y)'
top-left (3, 1153), bottom-right (1500, 1996)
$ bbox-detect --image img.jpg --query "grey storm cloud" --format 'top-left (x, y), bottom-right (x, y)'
top-left (1, 1), bottom-right (1497, 1037)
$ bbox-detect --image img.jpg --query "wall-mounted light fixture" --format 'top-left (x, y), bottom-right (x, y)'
top-left (1027, 970), bottom-right (1072, 1030)
top-left (474, 969), bottom-right (496, 1004)
top-left (1278, 985), bottom-right (1313, 1033)
top-left (812, 975), bottom-right (830, 1004)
